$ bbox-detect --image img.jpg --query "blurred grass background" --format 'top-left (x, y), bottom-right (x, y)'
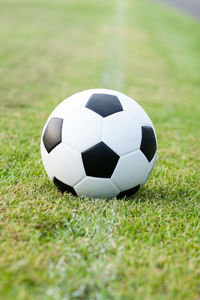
top-left (0, 0), bottom-right (200, 299)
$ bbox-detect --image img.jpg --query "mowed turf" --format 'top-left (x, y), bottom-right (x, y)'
top-left (0, 0), bottom-right (200, 299)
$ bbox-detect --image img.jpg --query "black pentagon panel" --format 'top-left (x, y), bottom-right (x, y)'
top-left (43, 117), bottom-right (63, 153)
top-left (140, 126), bottom-right (157, 162)
top-left (53, 177), bottom-right (77, 195)
top-left (117, 185), bottom-right (140, 199)
top-left (85, 93), bottom-right (123, 117)
top-left (82, 142), bottom-right (119, 178)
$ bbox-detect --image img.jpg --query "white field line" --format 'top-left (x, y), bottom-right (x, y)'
top-left (101, 0), bottom-right (127, 91)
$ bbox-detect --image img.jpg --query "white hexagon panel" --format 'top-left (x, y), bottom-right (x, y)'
top-left (74, 177), bottom-right (120, 199)
top-left (117, 93), bottom-right (154, 126)
top-left (40, 142), bottom-right (54, 181)
top-left (140, 153), bottom-right (157, 186)
top-left (62, 108), bottom-right (103, 152)
top-left (111, 150), bottom-right (149, 191)
top-left (49, 143), bottom-right (85, 187)
top-left (102, 111), bottom-right (141, 155)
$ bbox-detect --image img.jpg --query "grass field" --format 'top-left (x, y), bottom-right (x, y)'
top-left (0, 0), bottom-right (200, 299)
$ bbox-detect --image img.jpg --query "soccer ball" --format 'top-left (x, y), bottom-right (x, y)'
top-left (41, 89), bottom-right (157, 198)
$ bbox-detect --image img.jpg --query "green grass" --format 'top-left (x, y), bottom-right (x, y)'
top-left (0, 0), bottom-right (200, 299)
